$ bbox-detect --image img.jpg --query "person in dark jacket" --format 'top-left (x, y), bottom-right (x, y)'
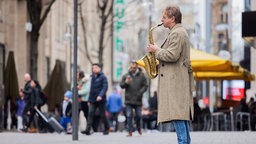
top-left (142, 91), bottom-right (158, 130)
top-left (120, 60), bottom-right (148, 136)
top-left (82, 63), bottom-right (109, 135)
top-left (21, 79), bottom-right (42, 132)
top-left (21, 73), bottom-right (32, 129)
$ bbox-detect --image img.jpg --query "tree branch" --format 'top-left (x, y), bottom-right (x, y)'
top-left (39, 0), bottom-right (56, 28)
top-left (106, 0), bottom-right (113, 18)
top-left (97, 0), bottom-right (101, 14)
top-left (27, 0), bottom-right (33, 24)
top-left (78, 3), bottom-right (93, 64)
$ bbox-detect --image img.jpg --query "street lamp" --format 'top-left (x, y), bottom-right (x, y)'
top-left (216, 23), bottom-right (231, 61)
top-left (65, 23), bottom-right (73, 89)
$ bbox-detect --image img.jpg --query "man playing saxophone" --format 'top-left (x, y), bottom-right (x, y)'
top-left (147, 6), bottom-right (195, 144)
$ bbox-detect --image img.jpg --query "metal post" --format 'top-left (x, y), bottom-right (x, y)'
top-left (230, 107), bottom-right (234, 131)
top-left (148, 0), bottom-right (152, 99)
top-left (205, 0), bottom-right (211, 53)
top-left (70, 33), bottom-right (72, 89)
top-left (72, 0), bottom-right (78, 140)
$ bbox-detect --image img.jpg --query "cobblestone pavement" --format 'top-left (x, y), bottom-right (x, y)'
top-left (1, 131), bottom-right (256, 144)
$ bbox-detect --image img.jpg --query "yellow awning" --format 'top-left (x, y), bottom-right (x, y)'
top-left (191, 48), bottom-right (255, 81)
top-left (194, 66), bottom-right (255, 81)
top-left (191, 48), bottom-right (239, 72)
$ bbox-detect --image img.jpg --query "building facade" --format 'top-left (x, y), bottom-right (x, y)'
top-left (3, 0), bottom-right (254, 107)
top-left (247, 0), bottom-right (256, 99)
top-left (0, 0), bottom-right (113, 90)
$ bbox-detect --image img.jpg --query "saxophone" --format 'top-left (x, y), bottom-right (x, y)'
top-left (136, 23), bottom-right (163, 79)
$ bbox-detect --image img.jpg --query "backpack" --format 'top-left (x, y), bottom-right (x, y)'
top-left (39, 91), bottom-right (48, 105)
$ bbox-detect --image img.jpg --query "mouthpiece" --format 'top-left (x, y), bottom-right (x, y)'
top-left (158, 23), bottom-right (163, 26)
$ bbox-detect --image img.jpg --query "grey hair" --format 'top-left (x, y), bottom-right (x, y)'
top-left (165, 6), bottom-right (182, 23)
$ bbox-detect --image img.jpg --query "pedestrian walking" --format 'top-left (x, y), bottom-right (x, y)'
top-left (21, 79), bottom-right (44, 132)
top-left (120, 61), bottom-right (148, 137)
top-left (77, 71), bottom-right (91, 127)
top-left (15, 89), bottom-right (26, 132)
top-left (106, 88), bottom-right (123, 132)
top-left (81, 63), bottom-right (109, 135)
top-left (21, 73), bottom-right (32, 130)
top-left (60, 90), bottom-right (72, 133)
top-left (142, 91), bottom-right (158, 130)
top-left (147, 5), bottom-right (195, 144)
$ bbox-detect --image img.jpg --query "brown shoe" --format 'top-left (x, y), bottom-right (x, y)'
top-left (126, 131), bottom-right (132, 137)
top-left (137, 128), bottom-right (142, 135)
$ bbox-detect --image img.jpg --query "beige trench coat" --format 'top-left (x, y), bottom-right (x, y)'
top-left (155, 24), bottom-right (195, 123)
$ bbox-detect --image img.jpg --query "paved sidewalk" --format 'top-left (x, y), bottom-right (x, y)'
top-left (1, 131), bottom-right (256, 144)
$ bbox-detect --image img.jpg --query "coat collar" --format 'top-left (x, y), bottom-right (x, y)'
top-left (92, 72), bottom-right (103, 78)
top-left (128, 68), bottom-right (140, 77)
top-left (169, 23), bottom-right (182, 32)
top-left (160, 23), bottom-right (183, 48)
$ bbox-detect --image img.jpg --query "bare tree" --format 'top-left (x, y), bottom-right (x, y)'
top-left (27, 0), bottom-right (56, 79)
top-left (79, 0), bottom-right (113, 66)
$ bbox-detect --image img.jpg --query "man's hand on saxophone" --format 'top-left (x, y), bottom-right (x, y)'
top-left (147, 44), bottom-right (158, 53)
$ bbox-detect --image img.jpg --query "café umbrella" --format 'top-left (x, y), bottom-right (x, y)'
top-left (191, 48), bottom-right (255, 81)
top-left (4, 51), bottom-right (19, 103)
top-left (43, 60), bottom-right (69, 111)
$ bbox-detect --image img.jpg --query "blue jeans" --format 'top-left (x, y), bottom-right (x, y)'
top-left (126, 104), bottom-right (142, 132)
top-left (61, 117), bottom-right (71, 130)
top-left (172, 120), bottom-right (191, 144)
